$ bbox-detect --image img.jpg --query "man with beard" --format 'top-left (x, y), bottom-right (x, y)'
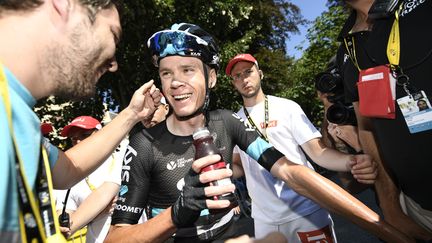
top-left (0, 1), bottom-right (230, 242)
top-left (107, 23), bottom-right (413, 243)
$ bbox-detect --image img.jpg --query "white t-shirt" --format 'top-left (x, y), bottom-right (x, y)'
top-left (235, 95), bottom-right (322, 224)
top-left (55, 138), bottom-right (128, 243)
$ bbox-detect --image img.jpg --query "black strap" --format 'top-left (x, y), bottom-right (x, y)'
top-left (344, 35), bottom-right (362, 71)
top-left (243, 95), bottom-right (269, 142)
top-left (15, 151), bottom-right (43, 242)
top-left (15, 145), bottom-right (59, 242)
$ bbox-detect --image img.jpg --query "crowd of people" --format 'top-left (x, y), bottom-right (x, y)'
top-left (1, 0), bottom-right (431, 242)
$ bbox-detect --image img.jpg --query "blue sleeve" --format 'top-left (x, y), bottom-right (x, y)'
top-left (42, 137), bottom-right (59, 168)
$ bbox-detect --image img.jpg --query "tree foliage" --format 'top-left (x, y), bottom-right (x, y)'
top-left (35, 0), bottom-right (351, 142)
top-left (35, 0), bottom-right (305, 141)
top-left (282, 3), bottom-right (349, 125)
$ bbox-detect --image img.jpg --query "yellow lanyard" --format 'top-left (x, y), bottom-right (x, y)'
top-left (243, 95), bottom-right (269, 142)
top-left (85, 154), bottom-right (116, 191)
top-left (0, 63), bottom-right (12, 125)
top-left (344, 36), bottom-right (361, 71)
top-left (387, 5), bottom-right (403, 67)
top-left (0, 64), bottom-right (66, 243)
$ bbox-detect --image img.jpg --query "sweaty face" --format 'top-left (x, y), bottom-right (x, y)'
top-left (230, 61), bottom-right (262, 99)
top-left (158, 56), bottom-right (207, 118)
top-left (46, 5), bottom-right (121, 100)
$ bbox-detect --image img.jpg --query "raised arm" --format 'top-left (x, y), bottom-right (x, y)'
top-left (52, 81), bottom-right (161, 189)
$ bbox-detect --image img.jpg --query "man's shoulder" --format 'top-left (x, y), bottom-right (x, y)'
top-left (130, 121), bottom-right (167, 142)
top-left (268, 95), bottom-right (299, 107)
top-left (209, 109), bottom-right (236, 120)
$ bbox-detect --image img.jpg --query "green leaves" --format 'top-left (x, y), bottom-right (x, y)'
top-left (35, 1), bottom-right (351, 140)
top-left (285, 4), bottom-right (349, 125)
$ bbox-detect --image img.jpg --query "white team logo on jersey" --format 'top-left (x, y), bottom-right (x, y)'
top-left (122, 145), bottom-right (137, 183)
top-left (166, 158), bottom-right (193, 171)
top-left (167, 161), bottom-right (177, 170)
top-left (177, 178), bottom-right (185, 191)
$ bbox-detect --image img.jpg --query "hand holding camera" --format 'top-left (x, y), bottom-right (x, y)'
top-left (315, 66), bottom-right (357, 126)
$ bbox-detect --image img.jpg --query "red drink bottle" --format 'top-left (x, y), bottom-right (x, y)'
top-left (192, 127), bottom-right (237, 212)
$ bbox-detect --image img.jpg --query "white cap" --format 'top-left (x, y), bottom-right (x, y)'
top-left (192, 127), bottom-right (210, 140)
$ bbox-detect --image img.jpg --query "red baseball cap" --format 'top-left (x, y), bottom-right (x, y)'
top-left (61, 116), bottom-right (102, 137)
top-left (225, 53), bottom-right (259, 76)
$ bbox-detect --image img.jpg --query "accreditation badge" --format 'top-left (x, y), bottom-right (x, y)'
top-left (397, 90), bottom-right (432, 133)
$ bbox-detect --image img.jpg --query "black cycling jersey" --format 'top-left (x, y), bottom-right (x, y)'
top-left (111, 109), bottom-right (284, 240)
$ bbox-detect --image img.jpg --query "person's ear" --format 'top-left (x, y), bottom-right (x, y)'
top-left (51, 0), bottom-right (71, 22)
top-left (163, 104), bottom-right (170, 115)
top-left (259, 70), bottom-right (264, 80)
top-left (209, 69), bottom-right (217, 88)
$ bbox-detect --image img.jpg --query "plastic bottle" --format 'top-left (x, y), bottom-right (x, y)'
top-left (192, 127), bottom-right (237, 212)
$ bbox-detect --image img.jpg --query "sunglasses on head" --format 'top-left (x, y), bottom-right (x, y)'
top-left (148, 30), bottom-right (209, 63)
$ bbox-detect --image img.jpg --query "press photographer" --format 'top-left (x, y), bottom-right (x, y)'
top-left (315, 65), bottom-right (366, 194)
top-left (315, 66), bottom-right (357, 127)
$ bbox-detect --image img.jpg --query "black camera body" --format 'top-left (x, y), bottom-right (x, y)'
top-left (314, 67), bottom-right (343, 95)
top-left (326, 103), bottom-right (357, 126)
top-left (314, 66), bottom-right (357, 126)
top-left (59, 212), bottom-right (70, 228)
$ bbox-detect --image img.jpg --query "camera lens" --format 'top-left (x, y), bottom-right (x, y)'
top-left (315, 73), bottom-right (335, 93)
top-left (326, 104), bottom-right (357, 126)
top-left (314, 71), bottom-right (342, 94)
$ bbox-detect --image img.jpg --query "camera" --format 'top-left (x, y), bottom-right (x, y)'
top-left (326, 103), bottom-right (357, 126)
top-left (314, 67), bottom-right (343, 96)
top-left (314, 65), bottom-right (345, 104)
top-left (314, 66), bottom-right (357, 126)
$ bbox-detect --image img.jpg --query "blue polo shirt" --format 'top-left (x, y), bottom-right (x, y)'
top-left (0, 65), bottom-right (58, 232)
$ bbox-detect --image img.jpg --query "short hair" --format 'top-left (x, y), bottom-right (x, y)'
top-left (0, 0), bottom-right (121, 17)
top-left (0, 0), bottom-right (43, 11)
top-left (79, 0), bottom-right (122, 22)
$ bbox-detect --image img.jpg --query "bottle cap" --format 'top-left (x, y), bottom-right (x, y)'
top-left (192, 127), bottom-right (210, 140)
